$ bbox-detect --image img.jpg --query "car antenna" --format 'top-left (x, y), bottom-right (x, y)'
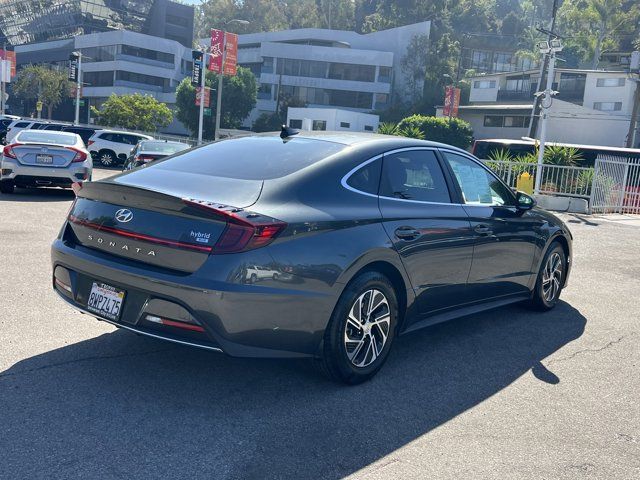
top-left (280, 125), bottom-right (299, 139)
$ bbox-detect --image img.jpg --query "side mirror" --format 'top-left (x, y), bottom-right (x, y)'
top-left (516, 191), bottom-right (536, 210)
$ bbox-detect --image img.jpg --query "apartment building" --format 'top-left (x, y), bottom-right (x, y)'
top-left (445, 69), bottom-right (639, 148)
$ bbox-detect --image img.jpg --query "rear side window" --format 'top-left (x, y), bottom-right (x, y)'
top-left (99, 132), bottom-right (115, 141)
top-left (150, 136), bottom-right (345, 180)
top-left (346, 159), bottom-right (381, 194)
top-left (15, 122), bottom-right (29, 128)
top-left (380, 150), bottom-right (451, 203)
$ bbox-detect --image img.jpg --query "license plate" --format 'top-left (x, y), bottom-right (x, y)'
top-left (86, 282), bottom-right (125, 321)
top-left (36, 154), bottom-right (53, 164)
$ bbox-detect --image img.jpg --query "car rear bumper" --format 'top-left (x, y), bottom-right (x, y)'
top-left (1, 157), bottom-right (91, 185)
top-left (51, 238), bottom-right (336, 358)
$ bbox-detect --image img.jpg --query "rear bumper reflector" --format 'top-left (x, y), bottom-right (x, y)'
top-left (145, 315), bottom-right (205, 333)
top-left (54, 278), bottom-right (73, 293)
top-left (68, 214), bottom-right (213, 253)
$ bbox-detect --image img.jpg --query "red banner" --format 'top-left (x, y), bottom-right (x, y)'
top-left (209, 28), bottom-right (224, 73)
top-left (223, 32), bottom-right (238, 76)
top-left (443, 86), bottom-right (461, 118)
top-left (195, 87), bottom-right (210, 107)
top-left (0, 49), bottom-right (16, 77)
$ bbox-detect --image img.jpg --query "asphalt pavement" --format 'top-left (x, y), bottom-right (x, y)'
top-left (1, 170), bottom-right (638, 479)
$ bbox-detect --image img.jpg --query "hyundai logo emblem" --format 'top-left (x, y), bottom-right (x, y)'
top-left (114, 208), bottom-right (134, 223)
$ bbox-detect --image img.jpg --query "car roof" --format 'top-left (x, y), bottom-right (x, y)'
top-left (93, 129), bottom-right (152, 137)
top-left (139, 139), bottom-right (189, 146)
top-left (261, 131), bottom-right (471, 155)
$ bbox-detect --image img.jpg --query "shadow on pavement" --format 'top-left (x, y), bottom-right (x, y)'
top-left (0, 187), bottom-right (75, 202)
top-left (0, 301), bottom-right (586, 479)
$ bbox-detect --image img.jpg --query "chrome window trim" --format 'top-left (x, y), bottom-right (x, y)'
top-left (340, 146), bottom-right (462, 206)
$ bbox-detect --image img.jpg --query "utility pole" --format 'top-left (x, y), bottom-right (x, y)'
top-left (69, 51), bottom-right (82, 125)
top-left (528, 0), bottom-right (559, 138)
top-left (213, 35), bottom-right (226, 141)
top-left (626, 79), bottom-right (640, 148)
top-left (534, 39), bottom-right (562, 195)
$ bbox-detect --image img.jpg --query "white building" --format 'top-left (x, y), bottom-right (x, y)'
top-left (15, 30), bottom-right (194, 135)
top-left (286, 107), bottom-right (379, 133)
top-left (443, 69), bottom-right (639, 148)
top-left (230, 22), bottom-right (430, 126)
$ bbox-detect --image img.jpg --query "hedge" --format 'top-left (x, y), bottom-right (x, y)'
top-left (396, 115), bottom-right (473, 150)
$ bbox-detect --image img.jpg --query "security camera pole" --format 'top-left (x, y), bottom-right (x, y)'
top-left (534, 39), bottom-right (562, 195)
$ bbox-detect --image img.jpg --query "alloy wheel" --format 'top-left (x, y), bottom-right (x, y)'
top-left (542, 252), bottom-right (563, 302)
top-left (343, 289), bottom-right (391, 368)
top-left (100, 153), bottom-right (114, 166)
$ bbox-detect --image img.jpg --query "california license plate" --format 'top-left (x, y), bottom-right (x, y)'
top-left (36, 154), bottom-right (53, 164)
top-left (86, 282), bottom-right (125, 321)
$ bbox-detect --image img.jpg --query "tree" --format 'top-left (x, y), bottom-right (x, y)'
top-left (252, 93), bottom-right (307, 132)
top-left (559, 0), bottom-right (640, 69)
top-left (175, 67), bottom-right (257, 140)
top-left (90, 94), bottom-right (173, 132)
top-left (12, 65), bottom-right (72, 119)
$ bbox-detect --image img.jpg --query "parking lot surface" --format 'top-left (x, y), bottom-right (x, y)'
top-left (1, 170), bottom-right (639, 479)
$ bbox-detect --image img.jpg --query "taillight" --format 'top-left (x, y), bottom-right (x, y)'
top-left (69, 147), bottom-right (87, 163)
top-left (3, 143), bottom-right (20, 159)
top-left (136, 154), bottom-right (156, 163)
top-left (87, 140), bottom-right (94, 147)
top-left (182, 198), bottom-right (286, 254)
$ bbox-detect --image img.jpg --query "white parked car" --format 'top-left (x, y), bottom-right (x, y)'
top-left (87, 130), bottom-right (153, 167)
top-left (0, 130), bottom-right (92, 194)
top-left (4, 119), bottom-right (42, 144)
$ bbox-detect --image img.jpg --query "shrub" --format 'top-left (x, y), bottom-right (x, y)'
top-left (377, 122), bottom-right (399, 135)
top-left (396, 115), bottom-right (473, 149)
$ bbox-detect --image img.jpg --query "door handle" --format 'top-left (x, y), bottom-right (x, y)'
top-left (474, 224), bottom-right (493, 235)
top-left (395, 226), bottom-right (421, 240)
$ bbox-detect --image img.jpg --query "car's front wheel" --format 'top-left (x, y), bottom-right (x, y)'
top-left (528, 242), bottom-right (566, 311)
top-left (317, 271), bottom-right (398, 384)
top-left (0, 179), bottom-right (14, 194)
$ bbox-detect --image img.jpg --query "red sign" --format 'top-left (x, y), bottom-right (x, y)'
top-left (0, 50), bottom-right (16, 77)
top-left (443, 86), bottom-right (461, 117)
top-left (209, 28), bottom-right (224, 73)
top-left (195, 87), bottom-right (210, 107)
top-left (223, 32), bottom-right (238, 76)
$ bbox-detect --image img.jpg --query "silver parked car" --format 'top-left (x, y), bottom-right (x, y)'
top-left (0, 130), bottom-right (92, 194)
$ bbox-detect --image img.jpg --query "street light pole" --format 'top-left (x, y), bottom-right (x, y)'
top-left (213, 37), bottom-right (226, 141)
top-left (197, 48), bottom-right (207, 145)
top-left (74, 51), bottom-right (82, 125)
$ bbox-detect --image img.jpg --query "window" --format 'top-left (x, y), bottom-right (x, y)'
top-left (340, 122), bottom-right (350, 128)
top-left (442, 152), bottom-right (514, 206)
top-left (84, 71), bottom-right (114, 87)
top-left (120, 45), bottom-right (174, 64)
top-left (166, 14), bottom-right (189, 27)
top-left (505, 76), bottom-right (530, 92)
top-left (258, 83), bottom-right (272, 100)
top-left (328, 63), bottom-right (376, 82)
top-left (375, 93), bottom-right (389, 107)
top-left (15, 122), bottom-right (30, 128)
top-left (593, 102), bottom-right (622, 111)
top-left (312, 120), bottom-right (327, 131)
top-left (471, 50), bottom-right (491, 71)
top-left (378, 66), bottom-right (392, 83)
top-left (289, 119), bottom-right (302, 129)
top-left (596, 78), bottom-right (625, 87)
top-left (474, 80), bottom-right (496, 89)
top-left (262, 57), bottom-right (274, 74)
top-left (150, 137), bottom-right (345, 180)
top-left (484, 115), bottom-right (503, 127)
top-left (346, 159), bottom-right (381, 194)
top-left (503, 116), bottom-right (530, 128)
top-left (99, 133), bottom-right (116, 142)
top-left (380, 150), bottom-right (450, 203)
top-left (116, 71), bottom-right (168, 89)
top-left (493, 52), bottom-right (514, 72)
top-left (364, 125), bottom-right (374, 131)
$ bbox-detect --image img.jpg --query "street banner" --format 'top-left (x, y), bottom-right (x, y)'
top-left (70, 84), bottom-right (83, 98)
top-left (223, 32), bottom-right (238, 76)
top-left (443, 86), bottom-right (461, 118)
top-left (0, 49), bottom-right (16, 78)
top-left (209, 28), bottom-right (224, 73)
top-left (195, 87), bottom-right (210, 107)
top-left (68, 53), bottom-right (79, 82)
top-left (191, 50), bottom-right (203, 86)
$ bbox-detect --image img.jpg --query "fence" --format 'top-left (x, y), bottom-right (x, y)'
top-left (482, 160), bottom-right (593, 198)
top-left (484, 156), bottom-right (640, 215)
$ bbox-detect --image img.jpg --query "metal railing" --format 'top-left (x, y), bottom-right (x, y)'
top-left (482, 160), bottom-right (593, 198)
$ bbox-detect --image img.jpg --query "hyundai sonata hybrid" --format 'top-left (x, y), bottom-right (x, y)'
top-left (51, 131), bottom-right (572, 384)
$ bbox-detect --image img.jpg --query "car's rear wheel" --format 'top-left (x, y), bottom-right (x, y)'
top-left (528, 242), bottom-right (566, 311)
top-left (316, 271), bottom-right (398, 384)
top-left (0, 179), bottom-right (14, 194)
top-left (98, 150), bottom-right (117, 167)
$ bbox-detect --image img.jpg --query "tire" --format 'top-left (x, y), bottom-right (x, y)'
top-left (0, 180), bottom-right (14, 194)
top-left (98, 150), bottom-right (117, 167)
top-left (316, 271), bottom-right (398, 385)
top-left (527, 242), bottom-right (566, 311)
top-left (250, 273), bottom-right (257, 283)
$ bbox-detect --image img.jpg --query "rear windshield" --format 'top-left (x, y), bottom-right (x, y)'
top-left (140, 141), bottom-right (189, 154)
top-left (150, 136), bottom-right (345, 180)
top-left (17, 131), bottom-right (77, 146)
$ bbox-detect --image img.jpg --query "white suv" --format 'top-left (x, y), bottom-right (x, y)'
top-left (4, 120), bottom-right (51, 144)
top-left (87, 130), bottom-right (153, 167)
